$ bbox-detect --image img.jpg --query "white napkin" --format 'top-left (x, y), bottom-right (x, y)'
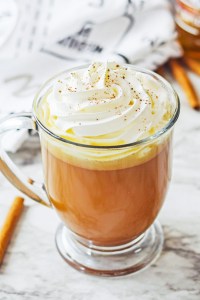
top-left (0, 0), bottom-right (181, 152)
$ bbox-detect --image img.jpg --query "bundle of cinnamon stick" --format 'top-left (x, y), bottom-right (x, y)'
top-left (157, 56), bottom-right (200, 110)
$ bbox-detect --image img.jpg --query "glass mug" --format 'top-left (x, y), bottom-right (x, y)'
top-left (0, 65), bottom-right (180, 276)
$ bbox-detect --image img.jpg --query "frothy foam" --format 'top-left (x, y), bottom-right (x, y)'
top-left (38, 62), bottom-right (172, 146)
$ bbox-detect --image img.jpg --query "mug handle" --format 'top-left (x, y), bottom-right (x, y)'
top-left (0, 112), bottom-right (51, 208)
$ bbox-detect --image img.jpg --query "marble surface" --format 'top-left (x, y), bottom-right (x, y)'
top-left (0, 78), bottom-right (200, 300)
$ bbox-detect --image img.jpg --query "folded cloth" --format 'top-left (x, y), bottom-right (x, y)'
top-left (0, 0), bottom-right (181, 152)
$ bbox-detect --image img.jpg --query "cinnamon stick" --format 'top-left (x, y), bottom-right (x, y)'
top-left (156, 66), bottom-right (166, 78)
top-left (169, 59), bottom-right (200, 110)
top-left (184, 57), bottom-right (200, 76)
top-left (184, 51), bottom-right (200, 60)
top-left (0, 197), bottom-right (24, 265)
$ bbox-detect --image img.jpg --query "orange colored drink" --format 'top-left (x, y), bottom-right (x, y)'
top-left (41, 135), bottom-right (172, 246)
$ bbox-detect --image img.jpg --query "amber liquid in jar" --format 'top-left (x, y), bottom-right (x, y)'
top-left (176, 0), bottom-right (200, 58)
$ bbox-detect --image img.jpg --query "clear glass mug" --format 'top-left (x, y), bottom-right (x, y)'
top-left (0, 65), bottom-right (180, 276)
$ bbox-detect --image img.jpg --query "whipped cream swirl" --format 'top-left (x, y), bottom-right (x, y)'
top-left (40, 62), bottom-right (171, 146)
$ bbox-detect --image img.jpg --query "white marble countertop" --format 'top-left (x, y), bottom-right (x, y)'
top-left (0, 77), bottom-right (200, 300)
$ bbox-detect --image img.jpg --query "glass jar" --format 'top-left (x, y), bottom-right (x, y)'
top-left (175, 0), bottom-right (200, 56)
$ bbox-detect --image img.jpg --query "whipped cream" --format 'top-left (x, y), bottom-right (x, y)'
top-left (39, 62), bottom-right (171, 146)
